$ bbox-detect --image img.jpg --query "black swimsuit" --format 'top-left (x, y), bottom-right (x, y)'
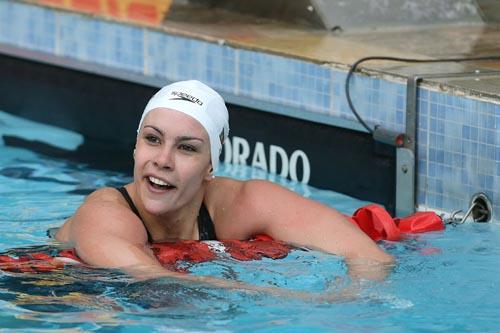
top-left (116, 187), bottom-right (217, 242)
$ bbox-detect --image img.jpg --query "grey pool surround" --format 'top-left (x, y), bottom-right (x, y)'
top-left (0, 0), bottom-right (498, 221)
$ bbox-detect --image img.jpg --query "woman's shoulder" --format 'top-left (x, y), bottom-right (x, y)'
top-left (77, 185), bottom-right (140, 224)
top-left (204, 177), bottom-right (278, 238)
top-left (84, 186), bottom-right (126, 203)
top-left (205, 177), bottom-right (243, 205)
top-left (62, 185), bottom-right (147, 244)
top-left (205, 177), bottom-right (282, 206)
top-left (206, 177), bottom-right (284, 201)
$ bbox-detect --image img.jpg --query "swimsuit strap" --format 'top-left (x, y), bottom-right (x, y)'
top-left (116, 187), bottom-right (217, 242)
top-left (116, 186), bottom-right (153, 243)
top-left (198, 203), bottom-right (217, 241)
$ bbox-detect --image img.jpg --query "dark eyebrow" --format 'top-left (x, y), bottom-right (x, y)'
top-left (144, 125), bottom-right (163, 135)
top-left (143, 125), bottom-right (204, 143)
top-left (177, 136), bottom-right (204, 143)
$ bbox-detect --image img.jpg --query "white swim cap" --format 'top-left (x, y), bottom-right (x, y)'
top-left (137, 80), bottom-right (229, 172)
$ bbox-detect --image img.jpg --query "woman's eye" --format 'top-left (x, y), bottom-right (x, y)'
top-left (145, 135), bottom-right (160, 144)
top-left (179, 144), bottom-right (196, 152)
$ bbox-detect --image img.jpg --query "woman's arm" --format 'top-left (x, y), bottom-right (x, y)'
top-left (214, 179), bottom-right (394, 280)
top-left (65, 194), bottom-right (354, 301)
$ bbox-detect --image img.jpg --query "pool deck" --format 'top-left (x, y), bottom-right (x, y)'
top-left (159, 7), bottom-right (500, 97)
top-left (15, 0), bottom-right (500, 98)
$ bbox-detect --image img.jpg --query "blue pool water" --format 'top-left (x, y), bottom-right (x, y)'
top-left (1, 120), bottom-right (500, 332)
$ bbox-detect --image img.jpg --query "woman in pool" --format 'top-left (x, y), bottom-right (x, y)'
top-left (55, 80), bottom-right (393, 289)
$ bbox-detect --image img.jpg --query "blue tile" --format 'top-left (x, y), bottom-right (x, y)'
top-left (322, 95), bottom-right (330, 109)
top-left (478, 100), bottom-right (489, 113)
top-left (436, 105), bottom-right (444, 119)
top-left (436, 135), bottom-right (445, 148)
top-left (462, 170), bottom-right (469, 184)
top-left (436, 195), bottom-right (443, 208)
top-left (397, 84), bottom-right (405, 96)
top-left (436, 163), bottom-right (445, 178)
top-left (486, 101), bottom-right (495, 113)
top-left (369, 91), bottom-right (379, 104)
top-left (429, 149), bottom-right (437, 161)
top-left (429, 193), bottom-right (438, 208)
top-left (470, 142), bottom-right (478, 156)
top-left (446, 94), bottom-right (454, 106)
top-left (396, 95), bottom-right (405, 110)
top-left (464, 97), bottom-right (477, 112)
top-left (479, 174), bottom-right (486, 189)
top-left (436, 150), bottom-right (444, 164)
top-left (462, 125), bottom-right (471, 140)
top-left (396, 111), bottom-right (404, 125)
top-left (437, 93), bottom-right (445, 105)
top-left (468, 112), bottom-right (476, 127)
top-left (419, 88), bottom-right (429, 101)
top-left (479, 130), bottom-right (488, 144)
top-left (427, 161), bottom-right (437, 177)
top-left (332, 82), bottom-right (341, 97)
top-left (430, 91), bottom-right (439, 103)
top-left (485, 175), bottom-right (494, 190)
top-left (457, 97), bottom-right (470, 109)
top-left (419, 115), bottom-right (428, 131)
top-left (430, 118), bottom-right (438, 133)
top-left (444, 151), bottom-right (453, 164)
top-left (418, 101), bottom-right (428, 118)
top-left (453, 153), bottom-right (464, 168)
top-left (436, 179), bottom-right (443, 193)
top-left (486, 130), bottom-right (495, 145)
top-left (447, 122), bottom-right (460, 139)
top-left (418, 159), bottom-right (427, 174)
top-left (430, 102), bottom-right (439, 118)
top-left (461, 141), bottom-right (468, 155)
top-left (418, 190), bottom-right (426, 204)
top-left (471, 127), bottom-right (479, 141)
top-left (437, 120), bottom-right (445, 133)
top-left (478, 144), bottom-right (487, 159)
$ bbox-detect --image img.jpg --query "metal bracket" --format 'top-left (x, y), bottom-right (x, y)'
top-left (396, 147), bottom-right (415, 217)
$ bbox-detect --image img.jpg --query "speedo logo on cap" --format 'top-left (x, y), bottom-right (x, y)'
top-left (170, 91), bottom-right (203, 106)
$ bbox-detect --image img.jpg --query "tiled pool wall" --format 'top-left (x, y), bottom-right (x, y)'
top-left (1, 0), bottom-right (499, 221)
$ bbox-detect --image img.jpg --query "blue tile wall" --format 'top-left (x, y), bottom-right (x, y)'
top-left (146, 31), bottom-right (236, 93)
top-left (417, 89), bottom-right (500, 220)
top-left (0, 1), bottom-right (56, 53)
top-left (1, 0), bottom-right (498, 221)
top-left (237, 50), bottom-right (333, 114)
top-left (58, 13), bottom-right (145, 72)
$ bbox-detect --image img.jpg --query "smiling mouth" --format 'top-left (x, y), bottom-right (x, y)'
top-left (148, 176), bottom-right (176, 190)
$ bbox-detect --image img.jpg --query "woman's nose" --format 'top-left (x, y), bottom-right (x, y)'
top-left (154, 146), bottom-right (175, 170)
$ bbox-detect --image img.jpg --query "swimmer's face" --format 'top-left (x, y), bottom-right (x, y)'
top-left (133, 108), bottom-right (212, 215)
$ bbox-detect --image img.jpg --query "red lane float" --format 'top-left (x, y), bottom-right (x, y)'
top-left (347, 204), bottom-right (444, 241)
top-left (0, 205), bottom-right (445, 274)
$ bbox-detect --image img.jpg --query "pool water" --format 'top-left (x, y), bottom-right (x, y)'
top-left (1, 126), bottom-right (500, 332)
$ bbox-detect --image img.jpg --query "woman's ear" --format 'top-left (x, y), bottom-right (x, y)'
top-left (204, 166), bottom-right (215, 181)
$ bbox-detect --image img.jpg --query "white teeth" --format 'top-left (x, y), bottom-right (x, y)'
top-left (149, 176), bottom-right (170, 186)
